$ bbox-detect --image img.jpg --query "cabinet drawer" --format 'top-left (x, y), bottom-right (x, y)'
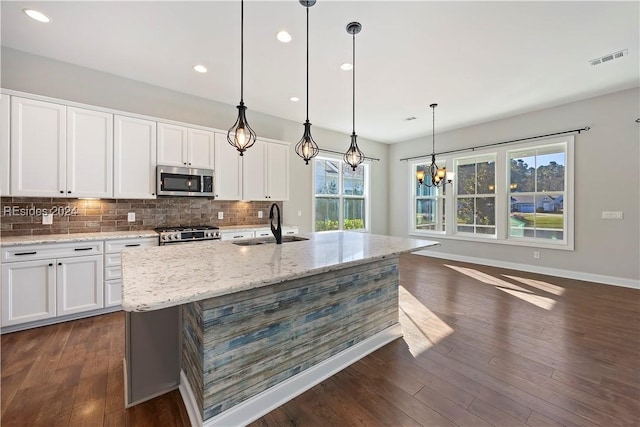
top-left (105, 237), bottom-right (157, 254)
top-left (105, 253), bottom-right (122, 268)
top-left (105, 266), bottom-right (121, 281)
top-left (2, 241), bottom-right (103, 263)
top-left (255, 230), bottom-right (272, 238)
top-left (220, 231), bottom-right (255, 241)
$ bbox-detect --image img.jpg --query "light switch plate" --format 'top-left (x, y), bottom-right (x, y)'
top-left (218, 212), bottom-right (224, 220)
top-left (602, 211), bottom-right (623, 220)
top-left (128, 212), bottom-right (136, 222)
top-left (42, 213), bottom-right (53, 225)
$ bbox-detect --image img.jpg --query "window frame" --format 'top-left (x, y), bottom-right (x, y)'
top-left (312, 155), bottom-right (370, 233)
top-left (409, 135), bottom-right (574, 250)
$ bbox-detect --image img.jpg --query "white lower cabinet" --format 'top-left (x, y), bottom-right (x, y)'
top-left (1, 259), bottom-right (56, 325)
top-left (220, 231), bottom-right (255, 241)
top-left (1, 242), bottom-right (104, 327)
top-left (104, 237), bottom-right (158, 307)
top-left (56, 255), bottom-right (103, 316)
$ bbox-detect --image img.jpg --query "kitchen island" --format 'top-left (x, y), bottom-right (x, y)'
top-left (121, 231), bottom-right (438, 426)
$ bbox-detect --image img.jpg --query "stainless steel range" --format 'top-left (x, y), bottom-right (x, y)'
top-left (155, 225), bottom-right (221, 245)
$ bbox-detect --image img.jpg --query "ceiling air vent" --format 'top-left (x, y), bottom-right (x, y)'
top-left (405, 116), bottom-right (417, 121)
top-left (590, 49), bottom-right (628, 66)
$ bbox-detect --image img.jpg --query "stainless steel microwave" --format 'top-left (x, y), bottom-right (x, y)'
top-left (156, 166), bottom-right (214, 197)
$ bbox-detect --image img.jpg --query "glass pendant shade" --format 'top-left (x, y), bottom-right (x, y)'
top-left (228, 102), bottom-right (256, 156)
top-left (416, 169), bottom-right (426, 184)
top-left (295, 120), bottom-right (319, 165)
top-left (344, 133), bottom-right (365, 171)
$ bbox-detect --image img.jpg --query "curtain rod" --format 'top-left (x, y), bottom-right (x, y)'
top-left (399, 126), bottom-right (590, 162)
top-left (318, 148), bottom-right (380, 162)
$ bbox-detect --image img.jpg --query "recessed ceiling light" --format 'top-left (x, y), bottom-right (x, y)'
top-left (340, 63), bottom-right (353, 71)
top-left (193, 64), bottom-right (208, 73)
top-left (23, 8), bottom-right (50, 23)
top-left (276, 31), bottom-right (292, 43)
top-left (290, 97), bottom-right (300, 102)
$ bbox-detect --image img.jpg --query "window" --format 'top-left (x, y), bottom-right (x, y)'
top-left (409, 136), bottom-right (573, 249)
top-left (456, 155), bottom-right (496, 235)
top-left (314, 157), bottom-right (368, 231)
top-left (413, 164), bottom-right (447, 232)
top-left (508, 144), bottom-right (566, 241)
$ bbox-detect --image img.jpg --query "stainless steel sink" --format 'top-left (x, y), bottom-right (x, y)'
top-left (232, 235), bottom-right (309, 246)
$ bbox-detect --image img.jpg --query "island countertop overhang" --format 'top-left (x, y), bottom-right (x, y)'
top-left (121, 231), bottom-right (439, 312)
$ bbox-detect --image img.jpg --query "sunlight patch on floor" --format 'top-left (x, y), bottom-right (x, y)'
top-left (444, 264), bottom-right (559, 311)
top-left (399, 285), bottom-right (454, 357)
top-left (503, 275), bottom-right (565, 295)
top-left (496, 287), bottom-right (557, 310)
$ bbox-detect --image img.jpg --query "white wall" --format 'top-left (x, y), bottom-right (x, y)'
top-left (1, 47), bottom-right (389, 235)
top-left (389, 88), bottom-right (640, 283)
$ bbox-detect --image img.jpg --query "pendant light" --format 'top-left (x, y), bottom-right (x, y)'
top-left (227, 0), bottom-right (256, 156)
top-left (295, 0), bottom-right (319, 165)
top-left (343, 22), bottom-right (365, 171)
top-left (418, 103), bottom-right (452, 187)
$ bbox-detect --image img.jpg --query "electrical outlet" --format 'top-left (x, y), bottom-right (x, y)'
top-left (298, 210), bottom-right (302, 217)
top-left (258, 211), bottom-right (263, 219)
top-left (218, 212), bottom-right (224, 220)
top-left (127, 212), bottom-right (135, 222)
top-left (42, 213), bottom-right (53, 225)
top-left (602, 211), bottom-right (623, 220)
top-left (533, 251), bottom-right (541, 259)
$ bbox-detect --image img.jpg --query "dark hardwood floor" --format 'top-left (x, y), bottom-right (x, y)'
top-left (2, 254), bottom-right (638, 426)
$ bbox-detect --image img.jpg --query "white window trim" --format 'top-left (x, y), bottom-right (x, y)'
top-left (408, 135), bottom-right (574, 251)
top-left (312, 155), bottom-right (371, 233)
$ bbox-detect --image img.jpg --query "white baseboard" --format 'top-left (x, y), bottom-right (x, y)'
top-left (180, 323), bottom-right (403, 427)
top-left (414, 250), bottom-right (640, 289)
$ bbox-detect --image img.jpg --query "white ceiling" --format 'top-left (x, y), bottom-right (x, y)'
top-left (2, 1), bottom-right (638, 144)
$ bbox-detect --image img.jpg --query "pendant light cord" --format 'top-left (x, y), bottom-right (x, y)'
top-left (306, 7), bottom-right (309, 122)
top-left (240, 0), bottom-right (244, 103)
top-left (432, 105), bottom-right (435, 155)
top-left (352, 31), bottom-right (356, 134)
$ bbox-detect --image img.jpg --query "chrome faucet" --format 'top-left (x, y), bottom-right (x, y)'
top-left (269, 203), bottom-right (282, 244)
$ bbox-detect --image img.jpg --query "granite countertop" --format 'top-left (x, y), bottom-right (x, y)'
top-left (0, 230), bottom-right (159, 246)
top-left (121, 231), bottom-right (439, 312)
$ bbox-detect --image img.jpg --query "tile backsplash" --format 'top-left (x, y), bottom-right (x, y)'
top-left (0, 197), bottom-right (281, 237)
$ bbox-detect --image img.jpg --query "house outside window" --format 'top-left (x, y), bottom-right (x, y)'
top-left (409, 135), bottom-right (573, 250)
top-left (314, 157), bottom-right (369, 232)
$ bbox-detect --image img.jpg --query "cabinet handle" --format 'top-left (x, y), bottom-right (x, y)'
top-left (58, 262), bottom-right (62, 266)
top-left (233, 235), bottom-right (243, 238)
top-left (184, 162), bottom-right (187, 165)
top-left (48, 263), bottom-right (53, 267)
top-left (125, 244), bottom-right (141, 247)
top-left (67, 191), bottom-right (71, 194)
top-left (152, 193), bottom-right (155, 196)
top-left (74, 247), bottom-right (93, 252)
top-left (15, 251), bottom-right (37, 256)
top-left (59, 190), bottom-right (64, 194)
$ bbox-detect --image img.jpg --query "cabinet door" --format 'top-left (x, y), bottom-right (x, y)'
top-left (214, 133), bottom-right (242, 200)
top-left (188, 128), bottom-right (215, 169)
top-left (105, 279), bottom-right (122, 307)
top-left (157, 123), bottom-right (188, 167)
top-left (114, 115), bottom-right (157, 199)
top-left (1, 259), bottom-right (56, 326)
top-left (67, 107), bottom-right (113, 198)
top-left (56, 255), bottom-right (104, 316)
top-left (242, 138), bottom-right (267, 201)
top-left (0, 94), bottom-right (9, 196)
top-left (266, 142), bottom-right (290, 200)
top-left (10, 97), bottom-right (66, 197)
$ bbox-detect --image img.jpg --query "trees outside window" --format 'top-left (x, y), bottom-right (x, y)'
top-left (314, 158), bottom-right (368, 231)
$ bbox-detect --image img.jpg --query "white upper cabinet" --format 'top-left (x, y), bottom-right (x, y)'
top-left (10, 97), bottom-right (113, 198)
top-left (157, 122), bottom-right (214, 169)
top-left (0, 95), bottom-right (9, 196)
top-left (10, 97), bottom-right (66, 197)
top-left (214, 133), bottom-right (242, 200)
top-left (242, 138), bottom-right (289, 201)
top-left (66, 107), bottom-right (113, 198)
top-left (114, 115), bottom-right (157, 199)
